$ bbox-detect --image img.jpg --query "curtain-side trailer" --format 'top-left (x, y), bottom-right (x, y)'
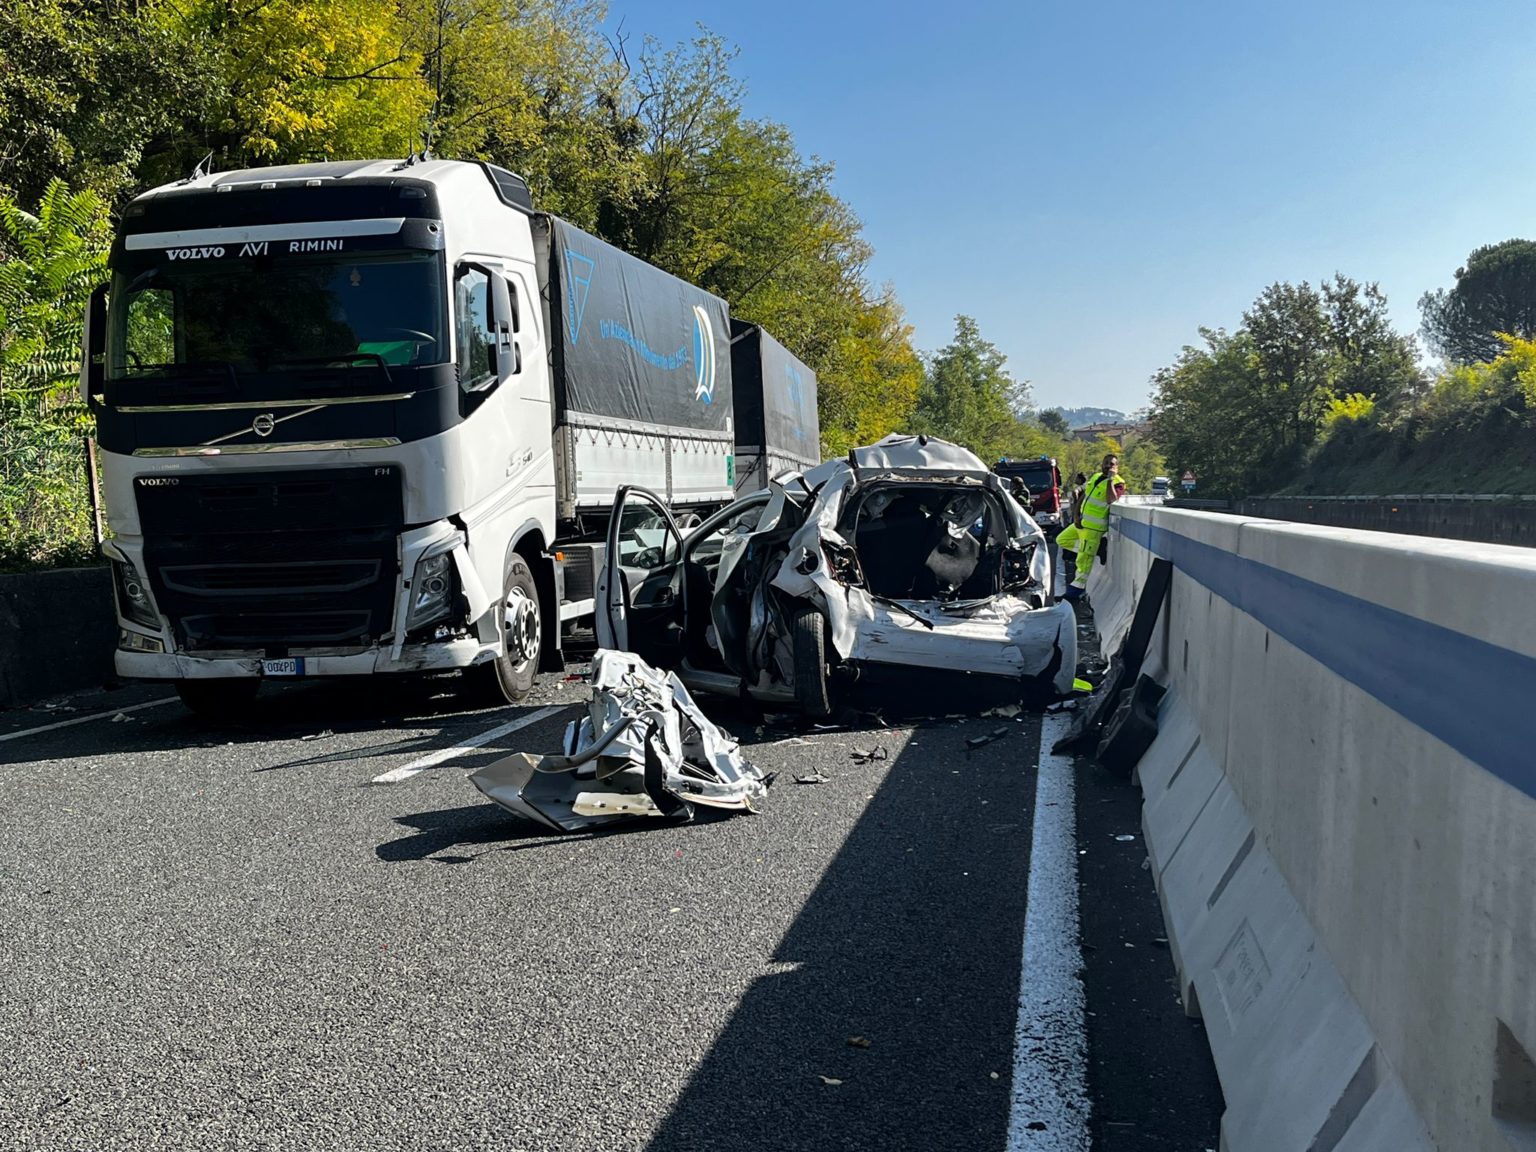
top-left (728, 320), bottom-right (821, 492)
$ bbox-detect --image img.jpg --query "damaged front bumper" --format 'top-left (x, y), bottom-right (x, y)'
top-left (470, 650), bottom-right (772, 833)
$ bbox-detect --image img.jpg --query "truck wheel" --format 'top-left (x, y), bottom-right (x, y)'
top-left (791, 607), bottom-right (834, 718)
top-left (473, 555), bottom-right (542, 704)
top-left (176, 678), bottom-right (261, 718)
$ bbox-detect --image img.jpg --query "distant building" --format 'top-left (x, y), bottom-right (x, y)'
top-left (1070, 421), bottom-right (1151, 443)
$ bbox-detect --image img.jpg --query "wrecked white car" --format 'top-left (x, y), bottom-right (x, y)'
top-left (595, 434), bottom-right (1077, 715)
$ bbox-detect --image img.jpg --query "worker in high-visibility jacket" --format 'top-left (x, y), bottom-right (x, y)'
top-left (1061, 454), bottom-right (1125, 602)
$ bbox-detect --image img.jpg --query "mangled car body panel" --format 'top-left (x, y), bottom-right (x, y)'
top-left (470, 649), bottom-right (771, 832)
top-left (595, 434), bottom-right (1077, 709)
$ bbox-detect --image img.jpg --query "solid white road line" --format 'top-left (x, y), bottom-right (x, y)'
top-left (1007, 710), bottom-right (1092, 1151)
top-left (0, 696), bottom-right (180, 744)
top-left (370, 705), bottom-right (567, 784)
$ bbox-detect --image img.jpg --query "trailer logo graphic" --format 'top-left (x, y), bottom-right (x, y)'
top-left (692, 306), bottom-right (716, 404)
top-left (785, 363), bottom-right (806, 439)
top-left (564, 249), bottom-right (595, 344)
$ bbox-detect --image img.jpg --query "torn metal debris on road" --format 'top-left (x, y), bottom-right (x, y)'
top-left (469, 650), bottom-right (773, 832)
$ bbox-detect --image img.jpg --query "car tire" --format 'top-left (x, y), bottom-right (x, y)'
top-left (175, 678), bottom-right (261, 718)
top-left (468, 555), bottom-right (542, 705)
top-left (791, 607), bottom-right (834, 718)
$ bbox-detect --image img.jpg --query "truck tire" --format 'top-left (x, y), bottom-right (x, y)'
top-left (470, 554), bottom-right (542, 704)
top-left (175, 678), bottom-right (261, 718)
top-left (791, 607), bottom-right (833, 718)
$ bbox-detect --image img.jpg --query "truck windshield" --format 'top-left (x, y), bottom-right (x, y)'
top-left (107, 250), bottom-right (447, 380)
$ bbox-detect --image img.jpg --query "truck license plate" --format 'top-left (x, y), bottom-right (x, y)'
top-left (262, 658), bottom-right (304, 677)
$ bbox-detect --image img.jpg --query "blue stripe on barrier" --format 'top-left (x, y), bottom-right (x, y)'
top-left (1116, 515), bottom-right (1536, 798)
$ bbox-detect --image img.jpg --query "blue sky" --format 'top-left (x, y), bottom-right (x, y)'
top-left (602, 0), bottom-right (1536, 414)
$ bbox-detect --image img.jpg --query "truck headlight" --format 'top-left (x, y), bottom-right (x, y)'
top-left (112, 559), bottom-right (159, 629)
top-left (406, 551), bottom-right (454, 629)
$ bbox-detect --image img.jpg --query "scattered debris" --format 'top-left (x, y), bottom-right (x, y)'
top-left (982, 703), bottom-right (1022, 718)
top-left (818, 1075), bottom-right (844, 1086)
top-left (846, 1036), bottom-right (871, 1049)
top-left (1151, 937), bottom-right (1169, 948)
top-left (774, 736), bottom-right (814, 747)
top-left (965, 726), bottom-right (1012, 750)
top-left (794, 772), bottom-right (830, 785)
top-left (848, 746), bottom-right (888, 764)
top-left (469, 650), bottom-right (772, 833)
top-left (300, 729), bottom-right (334, 742)
top-left (1114, 834), bottom-right (1136, 842)
top-left (109, 713), bottom-right (132, 723)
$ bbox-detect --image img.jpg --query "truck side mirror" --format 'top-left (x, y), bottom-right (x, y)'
top-left (81, 283), bottom-right (107, 406)
top-left (489, 274), bottom-right (518, 380)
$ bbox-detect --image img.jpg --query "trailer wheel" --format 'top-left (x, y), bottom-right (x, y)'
top-left (791, 607), bottom-right (834, 718)
top-left (175, 678), bottom-right (261, 718)
top-left (471, 555), bottom-right (542, 704)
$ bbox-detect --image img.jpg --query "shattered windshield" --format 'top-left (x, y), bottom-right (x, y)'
top-left (107, 250), bottom-right (447, 381)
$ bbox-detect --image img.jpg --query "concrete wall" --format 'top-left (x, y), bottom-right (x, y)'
top-left (1094, 503), bottom-right (1536, 1151)
top-left (1234, 496), bottom-right (1536, 548)
top-left (0, 567), bottom-right (116, 708)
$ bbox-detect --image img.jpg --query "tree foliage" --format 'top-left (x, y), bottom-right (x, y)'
top-left (0, 179), bottom-right (109, 568)
top-left (911, 316), bottom-right (1026, 464)
top-left (1419, 240), bottom-right (1536, 365)
top-left (1150, 276), bottom-right (1422, 496)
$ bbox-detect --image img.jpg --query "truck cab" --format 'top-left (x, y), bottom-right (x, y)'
top-left (85, 160), bottom-right (564, 713)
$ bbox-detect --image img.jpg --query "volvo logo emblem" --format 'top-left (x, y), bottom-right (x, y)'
top-left (252, 413), bottom-right (276, 438)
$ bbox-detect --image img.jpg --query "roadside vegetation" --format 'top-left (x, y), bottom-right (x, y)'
top-left (1150, 246), bottom-right (1536, 498)
top-left (0, 1), bottom-right (1149, 570)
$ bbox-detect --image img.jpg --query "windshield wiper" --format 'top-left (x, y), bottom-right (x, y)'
top-left (269, 352), bottom-right (394, 385)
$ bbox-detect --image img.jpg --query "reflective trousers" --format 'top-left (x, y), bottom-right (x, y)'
top-left (1070, 527), bottom-right (1104, 587)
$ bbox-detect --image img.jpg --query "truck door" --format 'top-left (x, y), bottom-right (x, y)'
top-left (595, 486), bottom-right (686, 665)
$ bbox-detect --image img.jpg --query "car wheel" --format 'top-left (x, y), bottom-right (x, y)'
top-left (469, 555), bottom-right (542, 704)
top-left (175, 678), bottom-right (261, 718)
top-left (791, 607), bottom-right (833, 718)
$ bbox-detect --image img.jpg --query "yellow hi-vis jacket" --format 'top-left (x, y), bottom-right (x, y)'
top-left (1080, 471), bottom-right (1117, 532)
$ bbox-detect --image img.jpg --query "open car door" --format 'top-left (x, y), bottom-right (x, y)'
top-left (595, 486), bottom-right (686, 666)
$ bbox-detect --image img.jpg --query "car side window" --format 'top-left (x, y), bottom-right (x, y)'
top-left (617, 501), bottom-right (678, 570)
top-left (455, 266), bottom-right (494, 389)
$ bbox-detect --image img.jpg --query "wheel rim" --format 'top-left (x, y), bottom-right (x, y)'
top-left (503, 586), bottom-right (540, 668)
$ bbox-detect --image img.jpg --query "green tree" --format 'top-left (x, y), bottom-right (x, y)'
top-left (1420, 240), bottom-right (1536, 365)
top-left (912, 316), bottom-right (1022, 462)
top-left (1037, 409), bottom-right (1070, 436)
top-left (1150, 277), bottom-right (1421, 496)
top-left (0, 1), bottom-right (207, 206)
top-left (404, 0), bottom-right (642, 229)
top-left (148, 0), bottom-right (430, 173)
top-left (0, 179), bottom-right (109, 567)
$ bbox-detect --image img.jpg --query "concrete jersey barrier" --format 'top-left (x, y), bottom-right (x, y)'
top-left (1094, 502), bottom-right (1536, 1151)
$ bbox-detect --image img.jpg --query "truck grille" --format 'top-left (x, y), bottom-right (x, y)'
top-left (134, 467), bottom-right (403, 654)
top-left (160, 559), bottom-right (383, 596)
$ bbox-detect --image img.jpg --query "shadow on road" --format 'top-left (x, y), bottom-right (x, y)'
top-left (642, 716), bottom-right (1039, 1152)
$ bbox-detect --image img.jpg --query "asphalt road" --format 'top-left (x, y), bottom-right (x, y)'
top-left (0, 653), bottom-right (1222, 1151)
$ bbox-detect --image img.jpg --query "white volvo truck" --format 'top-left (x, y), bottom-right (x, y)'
top-left (82, 158), bottom-right (817, 714)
